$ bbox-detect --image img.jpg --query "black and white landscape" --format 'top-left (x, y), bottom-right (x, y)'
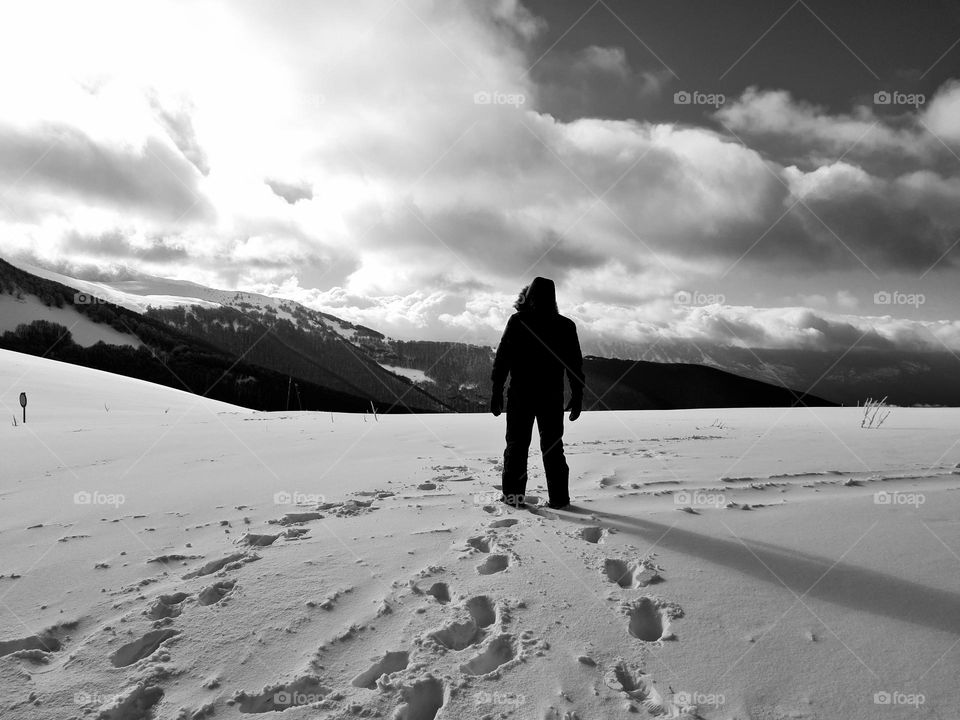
top-left (1, 2), bottom-right (959, 719)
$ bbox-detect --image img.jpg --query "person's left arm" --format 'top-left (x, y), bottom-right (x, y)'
top-left (564, 320), bottom-right (585, 420)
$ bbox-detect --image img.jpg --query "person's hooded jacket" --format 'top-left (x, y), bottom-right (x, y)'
top-left (491, 277), bottom-right (585, 400)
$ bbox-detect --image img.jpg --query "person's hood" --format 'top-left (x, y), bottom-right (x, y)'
top-left (526, 276), bottom-right (558, 313)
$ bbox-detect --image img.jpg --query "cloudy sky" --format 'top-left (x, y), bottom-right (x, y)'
top-left (2, 0), bottom-right (960, 355)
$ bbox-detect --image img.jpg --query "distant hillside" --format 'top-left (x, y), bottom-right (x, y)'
top-left (0, 258), bottom-right (841, 411)
top-left (581, 356), bottom-right (836, 410)
top-left (580, 338), bottom-right (960, 407)
top-left (0, 259), bottom-right (431, 413)
top-left (145, 304), bottom-right (456, 413)
top-left (358, 339), bottom-right (494, 411)
top-left (352, 337), bottom-right (836, 409)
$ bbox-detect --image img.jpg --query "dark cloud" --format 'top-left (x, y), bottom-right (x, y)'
top-left (0, 122), bottom-right (215, 222)
top-left (8, 252), bottom-right (143, 282)
top-left (66, 230), bottom-right (189, 263)
top-left (798, 187), bottom-right (959, 272)
top-left (532, 45), bottom-right (669, 122)
top-left (359, 202), bottom-right (611, 285)
top-left (420, 273), bottom-right (491, 294)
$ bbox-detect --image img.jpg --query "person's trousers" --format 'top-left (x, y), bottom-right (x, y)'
top-left (501, 390), bottom-right (569, 506)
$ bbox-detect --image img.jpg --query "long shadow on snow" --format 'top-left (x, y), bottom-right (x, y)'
top-left (551, 506), bottom-right (960, 636)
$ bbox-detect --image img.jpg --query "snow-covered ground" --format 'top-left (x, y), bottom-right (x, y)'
top-left (1, 348), bottom-right (958, 719)
top-left (381, 364), bottom-right (435, 385)
top-left (0, 293), bottom-right (141, 349)
top-left (10, 262), bottom-right (224, 313)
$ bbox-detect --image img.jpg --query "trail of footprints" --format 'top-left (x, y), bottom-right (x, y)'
top-left (27, 493), bottom-right (393, 720)
top-left (222, 502), bottom-right (536, 719)
top-left (19, 478), bottom-right (695, 719)
top-left (577, 524), bottom-right (685, 646)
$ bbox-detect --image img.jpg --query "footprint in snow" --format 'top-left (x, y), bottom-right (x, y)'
top-left (476, 554), bottom-right (510, 575)
top-left (465, 536), bottom-right (493, 553)
top-left (459, 634), bottom-right (516, 676)
top-left (197, 580), bottom-right (235, 606)
top-left (424, 582), bottom-right (450, 604)
top-left (146, 592), bottom-right (190, 619)
top-left (622, 597), bottom-right (682, 643)
top-left (351, 650), bottom-right (410, 689)
top-left (394, 676), bottom-right (445, 720)
top-left (577, 526), bottom-right (605, 543)
top-left (602, 558), bottom-right (662, 589)
top-left (109, 629), bottom-right (179, 667)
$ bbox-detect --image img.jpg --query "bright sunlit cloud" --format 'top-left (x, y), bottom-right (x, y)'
top-left (1, 0), bottom-right (959, 352)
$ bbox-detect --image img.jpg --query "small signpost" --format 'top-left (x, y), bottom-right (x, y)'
top-left (19, 392), bottom-right (26, 424)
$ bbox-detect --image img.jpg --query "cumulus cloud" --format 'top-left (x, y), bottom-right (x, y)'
top-left (924, 80), bottom-right (960, 144)
top-left (715, 84), bottom-right (960, 174)
top-left (0, 122), bottom-right (213, 222)
top-left (0, 0), bottom-right (959, 355)
top-left (578, 303), bottom-right (960, 355)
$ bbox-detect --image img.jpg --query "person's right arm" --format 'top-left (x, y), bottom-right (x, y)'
top-left (490, 315), bottom-right (516, 415)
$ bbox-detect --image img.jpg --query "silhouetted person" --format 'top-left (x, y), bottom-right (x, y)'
top-left (490, 277), bottom-right (585, 509)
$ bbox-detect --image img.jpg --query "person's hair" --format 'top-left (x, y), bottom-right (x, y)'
top-left (512, 280), bottom-right (559, 313)
top-left (513, 284), bottom-right (531, 311)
